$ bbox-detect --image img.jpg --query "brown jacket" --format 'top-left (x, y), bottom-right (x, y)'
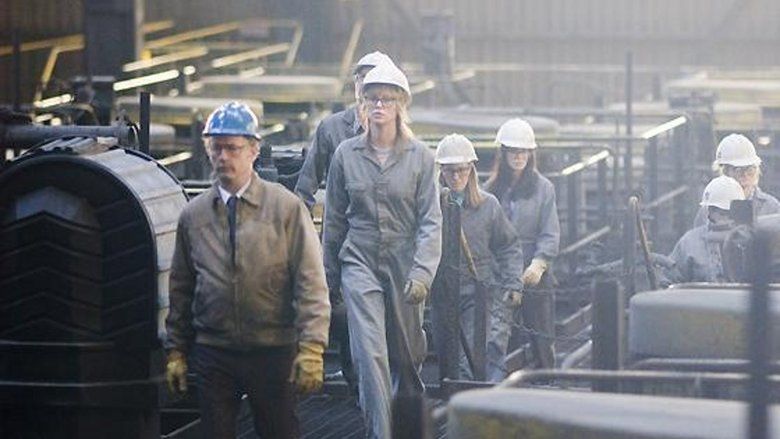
top-left (165, 173), bottom-right (330, 352)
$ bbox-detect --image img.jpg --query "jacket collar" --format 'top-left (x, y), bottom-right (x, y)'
top-left (342, 106), bottom-right (363, 136)
top-left (210, 173), bottom-right (264, 208)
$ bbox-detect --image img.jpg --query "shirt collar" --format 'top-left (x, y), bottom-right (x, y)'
top-left (217, 177), bottom-right (252, 205)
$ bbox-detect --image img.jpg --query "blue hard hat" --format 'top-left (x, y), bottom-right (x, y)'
top-left (202, 101), bottom-right (261, 140)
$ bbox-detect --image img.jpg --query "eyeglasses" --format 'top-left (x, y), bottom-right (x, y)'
top-left (206, 143), bottom-right (249, 156)
top-left (501, 146), bottom-right (531, 156)
top-left (441, 165), bottom-right (472, 177)
top-left (363, 96), bottom-right (398, 107)
top-left (723, 164), bottom-right (758, 177)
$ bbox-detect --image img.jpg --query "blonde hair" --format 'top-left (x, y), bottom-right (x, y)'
top-left (439, 163), bottom-right (484, 207)
top-left (360, 84), bottom-right (414, 144)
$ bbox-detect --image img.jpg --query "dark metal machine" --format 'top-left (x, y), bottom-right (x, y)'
top-left (0, 138), bottom-right (188, 438)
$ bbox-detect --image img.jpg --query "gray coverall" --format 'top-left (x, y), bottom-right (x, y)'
top-left (454, 190), bottom-right (524, 382)
top-left (692, 186), bottom-right (780, 227)
top-left (295, 107), bottom-right (362, 209)
top-left (322, 135), bottom-right (442, 439)
top-left (498, 172), bottom-right (560, 369)
top-left (669, 222), bottom-right (734, 283)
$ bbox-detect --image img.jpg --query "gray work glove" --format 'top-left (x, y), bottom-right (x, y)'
top-left (403, 279), bottom-right (428, 305)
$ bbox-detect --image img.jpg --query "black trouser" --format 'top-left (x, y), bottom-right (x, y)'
top-left (193, 343), bottom-right (298, 439)
top-left (509, 271), bottom-right (556, 369)
top-left (330, 300), bottom-right (358, 392)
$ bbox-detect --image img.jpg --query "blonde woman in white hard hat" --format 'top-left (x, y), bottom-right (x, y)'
top-left (484, 118), bottom-right (560, 369)
top-left (322, 61), bottom-right (441, 439)
top-left (670, 175), bottom-right (745, 283)
top-left (692, 134), bottom-right (780, 226)
top-left (431, 134), bottom-right (525, 382)
top-left (294, 50), bottom-right (393, 398)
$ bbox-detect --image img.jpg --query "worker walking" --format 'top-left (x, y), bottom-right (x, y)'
top-left (434, 134), bottom-right (525, 382)
top-left (692, 134), bottom-right (780, 226)
top-left (294, 50), bottom-right (392, 394)
top-left (165, 102), bottom-right (330, 439)
top-left (322, 62), bottom-right (442, 438)
top-left (670, 175), bottom-right (745, 283)
top-left (485, 118), bottom-right (560, 369)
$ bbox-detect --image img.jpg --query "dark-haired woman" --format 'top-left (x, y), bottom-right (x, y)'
top-left (485, 118), bottom-right (560, 369)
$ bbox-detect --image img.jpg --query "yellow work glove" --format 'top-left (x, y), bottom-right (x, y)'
top-left (403, 279), bottom-right (428, 305)
top-left (522, 258), bottom-right (548, 287)
top-left (289, 341), bottom-right (325, 394)
top-left (166, 350), bottom-right (188, 395)
top-left (503, 290), bottom-right (524, 308)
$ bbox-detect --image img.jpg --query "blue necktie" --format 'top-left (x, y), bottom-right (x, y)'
top-left (227, 196), bottom-right (238, 264)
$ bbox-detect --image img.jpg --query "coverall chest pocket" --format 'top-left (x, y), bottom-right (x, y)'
top-left (346, 182), bottom-right (371, 209)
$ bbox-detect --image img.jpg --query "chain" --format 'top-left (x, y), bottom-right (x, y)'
top-left (511, 310), bottom-right (592, 343)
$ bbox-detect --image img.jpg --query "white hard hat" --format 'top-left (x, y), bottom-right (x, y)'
top-left (496, 118), bottom-right (537, 149)
top-left (700, 175), bottom-right (745, 210)
top-left (436, 133), bottom-right (478, 165)
top-left (354, 51), bottom-right (393, 73)
top-left (715, 134), bottom-right (761, 167)
top-left (362, 62), bottom-right (411, 97)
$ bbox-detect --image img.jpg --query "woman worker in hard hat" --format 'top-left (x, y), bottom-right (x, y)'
top-left (433, 133), bottom-right (525, 382)
top-left (322, 61), bottom-right (441, 439)
top-left (670, 175), bottom-right (746, 283)
top-left (484, 118), bottom-right (560, 369)
top-left (692, 133), bottom-right (780, 226)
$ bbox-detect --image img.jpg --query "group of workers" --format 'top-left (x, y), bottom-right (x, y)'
top-left (669, 133), bottom-right (780, 284)
top-left (160, 49), bottom-right (776, 439)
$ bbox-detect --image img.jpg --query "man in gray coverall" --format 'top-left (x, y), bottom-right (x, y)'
top-left (295, 51), bottom-right (392, 391)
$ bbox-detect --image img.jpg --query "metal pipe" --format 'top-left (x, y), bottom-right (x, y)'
top-left (139, 92), bottom-right (150, 155)
top-left (624, 51), bottom-right (634, 192)
top-left (623, 197), bottom-right (638, 298)
top-left (560, 340), bottom-right (592, 370)
top-left (748, 230), bottom-right (772, 439)
top-left (339, 19), bottom-right (365, 79)
top-left (499, 368), bottom-right (780, 390)
top-left (284, 23), bottom-right (304, 68)
top-left (634, 200), bottom-right (659, 291)
top-left (1, 124), bottom-right (137, 149)
top-left (598, 159), bottom-right (608, 224)
top-left (642, 185), bottom-right (690, 210)
top-left (559, 226), bottom-right (611, 256)
top-left (12, 29), bottom-right (21, 112)
top-left (647, 137), bottom-right (659, 239)
top-left (633, 358), bottom-right (780, 374)
top-left (591, 281), bottom-right (624, 391)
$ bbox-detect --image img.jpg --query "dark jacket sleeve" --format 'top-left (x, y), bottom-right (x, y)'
top-left (164, 212), bottom-right (196, 353)
top-left (322, 148), bottom-right (349, 292)
top-left (408, 147), bottom-right (443, 288)
top-left (287, 199), bottom-right (331, 348)
top-left (295, 121), bottom-right (331, 210)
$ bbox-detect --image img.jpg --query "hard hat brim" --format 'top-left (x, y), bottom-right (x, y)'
top-left (715, 157), bottom-right (762, 167)
top-left (436, 157), bottom-right (477, 165)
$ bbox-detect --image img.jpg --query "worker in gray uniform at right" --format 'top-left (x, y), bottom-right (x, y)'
top-left (670, 175), bottom-right (745, 283)
top-left (485, 118), bottom-right (560, 369)
top-left (294, 51), bottom-right (392, 392)
top-left (692, 134), bottom-right (780, 227)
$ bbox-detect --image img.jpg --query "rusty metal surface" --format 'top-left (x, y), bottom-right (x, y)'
top-left (116, 95), bottom-right (263, 126)
top-left (195, 75), bottom-right (343, 103)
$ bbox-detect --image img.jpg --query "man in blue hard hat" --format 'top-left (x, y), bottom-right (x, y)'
top-left (165, 101), bottom-right (330, 438)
